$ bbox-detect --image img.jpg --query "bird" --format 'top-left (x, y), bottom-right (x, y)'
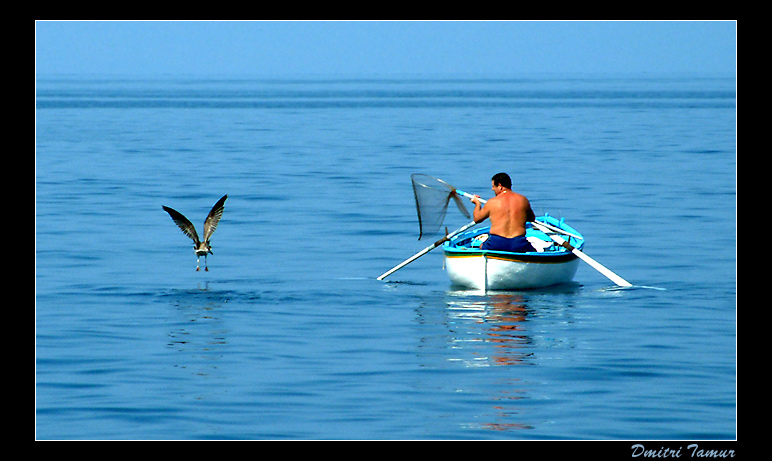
top-left (162, 195), bottom-right (227, 271)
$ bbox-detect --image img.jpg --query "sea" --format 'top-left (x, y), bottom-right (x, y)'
top-left (35, 74), bottom-right (736, 440)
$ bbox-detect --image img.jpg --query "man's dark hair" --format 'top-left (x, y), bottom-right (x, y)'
top-left (492, 172), bottom-right (512, 189)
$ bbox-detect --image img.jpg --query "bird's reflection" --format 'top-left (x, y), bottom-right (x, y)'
top-left (164, 284), bottom-right (229, 379)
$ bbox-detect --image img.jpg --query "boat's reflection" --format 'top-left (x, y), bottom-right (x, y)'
top-left (441, 283), bottom-right (581, 365)
top-left (445, 291), bottom-right (534, 366)
top-left (424, 284), bottom-right (580, 434)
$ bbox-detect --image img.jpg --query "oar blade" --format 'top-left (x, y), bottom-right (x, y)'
top-left (530, 221), bottom-right (631, 287)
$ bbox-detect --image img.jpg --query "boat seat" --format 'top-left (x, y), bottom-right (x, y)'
top-left (526, 236), bottom-right (553, 253)
top-left (470, 233), bottom-right (489, 248)
top-left (470, 233), bottom-right (554, 252)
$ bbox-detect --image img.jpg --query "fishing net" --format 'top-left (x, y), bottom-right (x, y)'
top-left (411, 173), bottom-right (470, 239)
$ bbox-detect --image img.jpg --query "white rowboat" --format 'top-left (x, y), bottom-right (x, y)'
top-left (442, 214), bottom-right (584, 290)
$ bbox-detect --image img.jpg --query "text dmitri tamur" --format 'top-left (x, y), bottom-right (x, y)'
top-left (631, 444), bottom-right (735, 458)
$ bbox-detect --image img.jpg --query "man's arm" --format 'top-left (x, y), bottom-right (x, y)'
top-left (471, 195), bottom-right (490, 223)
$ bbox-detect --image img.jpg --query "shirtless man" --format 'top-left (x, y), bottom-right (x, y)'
top-left (470, 172), bottom-right (537, 253)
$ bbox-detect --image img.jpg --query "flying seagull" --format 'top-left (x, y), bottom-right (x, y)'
top-left (162, 195), bottom-right (227, 271)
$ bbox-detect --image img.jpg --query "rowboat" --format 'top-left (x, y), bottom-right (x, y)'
top-left (442, 214), bottom-right (585, 290)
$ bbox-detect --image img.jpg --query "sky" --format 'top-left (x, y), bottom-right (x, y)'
top-left (35, 21), bottom-right (736, 78)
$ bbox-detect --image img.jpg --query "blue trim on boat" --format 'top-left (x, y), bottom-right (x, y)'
top-left (442, 215), bottom-right (585, 263)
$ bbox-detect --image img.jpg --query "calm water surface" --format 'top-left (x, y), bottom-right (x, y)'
top-left (35, 75), bottom-right (736, 439)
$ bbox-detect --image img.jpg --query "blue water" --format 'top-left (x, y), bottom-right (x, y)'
top-left (35, 75), bottom-right (736, 440)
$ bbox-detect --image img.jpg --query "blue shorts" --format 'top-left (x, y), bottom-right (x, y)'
top-left (482, 234), bottom-right (537, 253)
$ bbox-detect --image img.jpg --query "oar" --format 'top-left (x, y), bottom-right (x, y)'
top-left (526, 218), bottom-right (582, 240)
top-left (377, 220), bottom-right (478, 281)
top-left (455, 190), bottom-right (633, 288)
top-left (531, 222), bottom-right (632, 287)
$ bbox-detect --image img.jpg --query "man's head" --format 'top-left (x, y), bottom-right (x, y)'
top-left (491, 172), bottom-right (512, 195)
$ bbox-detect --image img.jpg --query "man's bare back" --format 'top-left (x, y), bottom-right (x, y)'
top-left (471, 176), bottom-right (535, 239)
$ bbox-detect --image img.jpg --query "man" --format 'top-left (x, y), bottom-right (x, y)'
top-left (470, 172), bottom-right (537, 253)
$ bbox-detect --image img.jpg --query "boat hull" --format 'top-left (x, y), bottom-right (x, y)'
top-left (444, 252), bottom-right (580, 290)
top-left (442, 216), bottom-right (584, 290)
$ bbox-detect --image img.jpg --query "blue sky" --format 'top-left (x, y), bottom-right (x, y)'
top-left (35, 21), bottom-right (736, 77)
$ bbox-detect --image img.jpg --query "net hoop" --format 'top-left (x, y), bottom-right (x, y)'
top-left (411, 174), bottom-right (470, 239)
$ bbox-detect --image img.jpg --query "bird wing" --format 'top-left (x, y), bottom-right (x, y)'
top-left (163, 206), bottom-right (200, 245)
top-left (203, 195), bottom-right (227, 242)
